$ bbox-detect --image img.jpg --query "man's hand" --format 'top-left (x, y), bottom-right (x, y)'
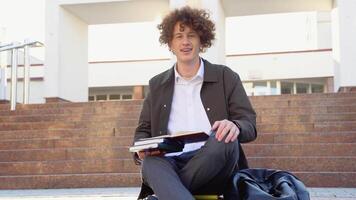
top-left (137, 150), bottom-right (165, 160)
top-left (212, 119), bottom-right (240, 143)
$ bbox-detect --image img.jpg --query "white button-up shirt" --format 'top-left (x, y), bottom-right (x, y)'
top-left (167, 59), bottom-right (212, 156)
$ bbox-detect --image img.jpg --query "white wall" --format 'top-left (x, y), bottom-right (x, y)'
top-left (6, 81), bottom-right (44, 104)
top-left (227, 50), bottom-right (333, 81)
top-left (88, 22), bottom-right (169, 62)
top-left (58, 7), bottom-right (88, 101)
top-left (226, 12), bottom-right (319, 54)
top-left (89, 59), bottom-right (171, 87)
top-left (332, 0), bottom-right (356, 90)
top-left (45, 1), bottom-right (88, 102)
top-left (6, 66), bottom-right (44, 79)
top-left (317, 11), bottom-right (332, 49)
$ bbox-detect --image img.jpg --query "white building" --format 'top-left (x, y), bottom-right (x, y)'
top-left (0, 0), bottom-right (355, 104)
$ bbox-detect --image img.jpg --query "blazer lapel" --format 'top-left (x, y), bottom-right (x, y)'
top-left (158, 66), bottom-right (175, 134)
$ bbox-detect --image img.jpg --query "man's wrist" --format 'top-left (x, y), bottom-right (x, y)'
top-left (232, 120), bottom-right (242, 132)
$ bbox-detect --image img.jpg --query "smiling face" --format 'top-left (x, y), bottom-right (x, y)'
top-left (169, 22), bottom-right (201, 66)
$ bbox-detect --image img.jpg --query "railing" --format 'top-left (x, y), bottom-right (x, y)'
top-left (0, 40), bottom-right (43, 110)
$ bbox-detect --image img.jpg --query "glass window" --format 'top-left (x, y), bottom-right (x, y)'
top-left (242, 82), bottom-right (253, 96)
top-left (281, 82), bottom-right (293, 94)
top-left (270, 81), bottom-right (278, 95)
top-left (253, 81), bottom-right (268, 96)
top-left (122, 94), bottom-right (132, 100)
top-left (296, 83), bottom-right (308, 94)
top-left (109, 94), bottom-right (121, 100)
top-left (312, 84), bottom-right (324, 93)
top-left (88, 96), bottom-right (95, 101)
top-left (96, 95), bottom-right (107, 101)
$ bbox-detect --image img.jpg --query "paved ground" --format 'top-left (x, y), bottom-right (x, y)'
top-left (0, 187), bottom-right (355, 199)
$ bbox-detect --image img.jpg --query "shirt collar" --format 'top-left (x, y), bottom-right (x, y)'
top-left (174, 58), bottom-right (204, 83)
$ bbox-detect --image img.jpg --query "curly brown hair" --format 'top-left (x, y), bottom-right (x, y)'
top-left (157, 6), bottom-right (215, 52)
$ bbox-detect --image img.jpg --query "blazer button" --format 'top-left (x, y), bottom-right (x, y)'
top-left (206, 107), bottom-right (210, 111)
top-left (163, 104), bottom-right (167, 108)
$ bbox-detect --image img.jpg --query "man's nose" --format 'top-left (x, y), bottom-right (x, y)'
top-left (182, 36), bottom-right (190, 45)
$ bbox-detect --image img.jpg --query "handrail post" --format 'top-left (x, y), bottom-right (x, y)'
top-left (0, 43), bottom-right (6, 101)
top-left (23, 41), bottom-right (30, 104)
top-left (10, 48), bottom-right (18, 110)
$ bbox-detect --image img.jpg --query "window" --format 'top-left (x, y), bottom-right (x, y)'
top-left (109, 94), bottom-right (120, 100)
top-left (296, 83), bottom-right (308, 94)
top-left (88, 96), bottom-right (95, 101)
top-left (96, 95), bottom-right (107, 101)
top-left (253, 81), bottom-right (268, 96)
top-left (122, 94), bottom-right (132, 100)
top-left (312, 84), bottom-right (324, 93)
top-left (281, 82), bottom-right (293, 94)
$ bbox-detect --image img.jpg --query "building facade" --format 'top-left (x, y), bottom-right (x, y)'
top-left (0, 0), bottom-right (355, 104)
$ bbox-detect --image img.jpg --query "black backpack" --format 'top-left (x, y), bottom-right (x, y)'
top-left (227, 168), bottom-right (310, 200)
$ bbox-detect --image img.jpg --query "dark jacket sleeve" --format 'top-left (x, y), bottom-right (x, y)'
top-left (223, 67), bottom-right (257, 143)
top-left (132, 85), bottom-right (153, 165)
top-left (134, 91), bottom-right (152, 141)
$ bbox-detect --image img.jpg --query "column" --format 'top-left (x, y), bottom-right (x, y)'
top-left (133, 85), bottom-right (144, 100)
top-left (45, 0), bottom-right (88, 102)
top-left (331, 0), bottom-right (356, 92)
top-left (266, 81), bottom-right (271, 95)
top-left (325, 77), bottom-right (334, 93)
top-left (276, 81), bottom-right (281, 95)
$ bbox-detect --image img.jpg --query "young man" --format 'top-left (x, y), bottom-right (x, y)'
top-left (133, 6), bottom-right (257, 200)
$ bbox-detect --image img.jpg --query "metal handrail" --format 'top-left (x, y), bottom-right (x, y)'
top-left (0, 40), bottom-right (44, 110)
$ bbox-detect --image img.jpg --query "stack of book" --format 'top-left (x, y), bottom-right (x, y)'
top-left (129, 131), bottom-right (209, 153)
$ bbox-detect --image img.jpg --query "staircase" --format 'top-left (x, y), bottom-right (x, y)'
top-left (0, 93), bottom-right (355, 189)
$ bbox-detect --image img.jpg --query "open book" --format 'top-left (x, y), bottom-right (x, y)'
top-left (129, 131), bottom-right (209, 153)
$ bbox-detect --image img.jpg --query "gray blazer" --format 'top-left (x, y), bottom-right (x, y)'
top-left (134, 58), bottom-right (257, 198)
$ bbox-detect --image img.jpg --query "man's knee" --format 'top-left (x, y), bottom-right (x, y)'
top-left (142, 156), bottom-right (160, 180)
top-left (203, 136), bottom-right (240, 159)
top-left (142, 156), bottom-right (174, 181)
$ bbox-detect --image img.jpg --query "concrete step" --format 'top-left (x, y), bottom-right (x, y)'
top-left (251, 97), bottom-right (356, 108)
top-left (2, 104), bottom-right (356, 117)
top-left (0, 136), bottom-right (133, 150)
top-left (0, 159), bottom-right (140, 175)
top-left (255, 105), bottom-right (356, 115)
top-left (0, 92), bottom-right (354, 111)
top-left (0, 113), bottom-right (139, 123)
top-left (1, 143), bottom-right (354, 162)
top-left (243, 143), bottom-right (356, 157)
top-left (252, 132), bottom-right (356, 144)
top-left (0, 127), bottom-right (134, 140)
top-left (249, 92), bottom-right (356, 102)
top-left (0, 106), bottom-right (142, 116)
top-left (257, 121), bottom-right (356, 133)
top-left (295, 172), bottom-right (356, 187)
top-left (0, 131), bottom-right (354, 151)
top-left (0, 173), bottom-right (141, 189)
top-left (0, 171), bottom-right (354, 189)
top-left (2, 112), bottom-right (355, 124)
top-left (1, 120), bottom-right (355, 135)
top-left (0, 100), bottom-right (143, 111)
top-left (0, 127), bottom-right (135, 140)
top-left (248, 156), bottom-right (356, 172)
top-left (257, 113), bottom-right (356, 123)
top-left (0, 147), bottom-right (133, 162)
top-left (0, 120), bottom-right (138, 131)
top-left (0, 157), bottom-right (354, 176)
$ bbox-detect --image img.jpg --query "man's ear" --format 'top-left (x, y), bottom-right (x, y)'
top-left (168, 43), bottom-right (174, 54)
